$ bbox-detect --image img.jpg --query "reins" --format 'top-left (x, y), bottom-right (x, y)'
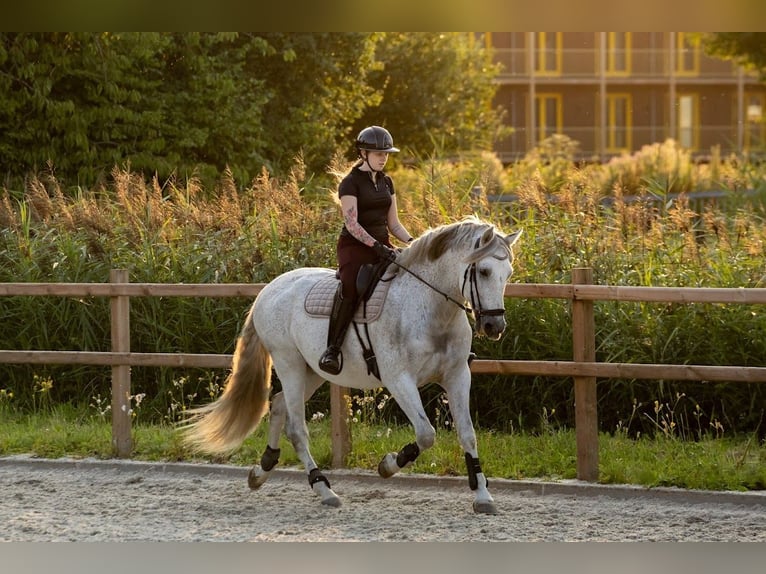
top-left (388, 237), bottom-right (506, 322)
top-left (388, 259), bottom-right (469, 312)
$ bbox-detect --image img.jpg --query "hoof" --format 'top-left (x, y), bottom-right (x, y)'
top-left (377, 453), bottom-right (398, 478)
top-left (313, 484), bottom-right (342, 508)
top-left (473, 500), bottom-right (499, 515)
top-left (321, 495), bottom-right (342, 508)
top-left (248, 466), bottom-right (268, 490)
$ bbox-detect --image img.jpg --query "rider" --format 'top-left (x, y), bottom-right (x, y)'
top-left (318, 126), bottom-right (415, 375)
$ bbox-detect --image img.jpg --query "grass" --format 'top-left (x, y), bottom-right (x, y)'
top-left (1, 403), bottom-right (764, 493)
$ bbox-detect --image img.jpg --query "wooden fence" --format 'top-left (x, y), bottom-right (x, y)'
top-left (2, 268), bottom-right (766, 481)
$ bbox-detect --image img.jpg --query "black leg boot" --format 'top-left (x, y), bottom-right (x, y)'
top-left (318, 286), bottom-right (357, 375)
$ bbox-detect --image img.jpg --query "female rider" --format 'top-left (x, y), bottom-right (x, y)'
top-left (318, 126), bottom-right (414, 375)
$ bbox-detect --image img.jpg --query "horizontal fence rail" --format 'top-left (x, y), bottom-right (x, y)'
top-left (3, 281), bottom-right (765, 303)
top-left (2, 270), bottom-right (765, 480)
top-left (0, 283), bottom-right (265, 297)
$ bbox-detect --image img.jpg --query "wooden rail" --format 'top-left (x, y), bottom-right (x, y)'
top-left (2, 270), bottom-right (765, 480)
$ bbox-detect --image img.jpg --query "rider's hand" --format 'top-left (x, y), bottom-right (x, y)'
top-left (372, 241), bottom-right (397, 263)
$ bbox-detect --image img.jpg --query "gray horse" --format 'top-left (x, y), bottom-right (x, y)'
top-left (182, 216), bottom-right (522, 514)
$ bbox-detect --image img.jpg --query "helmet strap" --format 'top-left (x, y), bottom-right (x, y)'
top-left (360, 150), bottom-right (382, 173)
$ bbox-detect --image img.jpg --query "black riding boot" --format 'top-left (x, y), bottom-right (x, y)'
top-left (318, 286), bottom-right (357, 375)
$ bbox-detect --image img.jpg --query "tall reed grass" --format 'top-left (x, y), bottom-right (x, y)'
top-left (1, 139), bottom-right (765, 438)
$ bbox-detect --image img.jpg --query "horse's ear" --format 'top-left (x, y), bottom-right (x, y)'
top-left (481, 226), bottom-right (495, 246)
top-left (504, 229), bottom-right (523, 247)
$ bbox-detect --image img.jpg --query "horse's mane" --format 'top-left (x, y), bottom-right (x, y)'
top-left (397, 216), bottom-right (511, 267)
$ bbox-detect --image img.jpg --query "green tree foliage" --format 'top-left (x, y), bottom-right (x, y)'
top-left (0, 33), bottom-right (168, 184)
top-left (0, 32), bottom-right (501, 190)
top-left (357, 33), bottom-right (506, 156)
top-left (702, 33), bottom-right (766, 79)
top-left (246, 33), bottom-right (379, 175)
top-left (0, 33), bottom-right (278, 186)
top-left (148, 33), bottom-right (272, 183)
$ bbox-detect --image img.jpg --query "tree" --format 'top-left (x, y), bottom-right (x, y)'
top-left (152, 33), bottom-right (272, 183)
top-left (0, 32), bottom-right (379, 187)
top-left (701, 33), bottom-right (766, 80)
top-left (0, 33), bottom-right (505, 189)
top-left (0, 33), bottom-right (169, 185)
top-left (244, 33), bottom-right (379, 175)
top-left (356, 33), bottom-right (506, 158)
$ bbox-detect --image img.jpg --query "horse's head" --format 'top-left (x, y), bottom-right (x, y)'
top-left (462, 224), bottom-right (523, 339)
top-left (400, 217), bottom-right (522, 339)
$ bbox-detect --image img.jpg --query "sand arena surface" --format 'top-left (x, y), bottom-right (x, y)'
top-left (1, 456), bottom-right (764, 542)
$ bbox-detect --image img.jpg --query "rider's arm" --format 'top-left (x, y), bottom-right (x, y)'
top-left (387, 195), bottom-right (414, 244)
top-left (340, 195), bottom-right (378, 247)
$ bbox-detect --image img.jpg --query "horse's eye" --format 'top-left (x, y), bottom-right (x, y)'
top-left (479, 268), bottom-right (490, 278)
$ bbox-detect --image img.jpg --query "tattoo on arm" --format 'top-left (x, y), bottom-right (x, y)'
top-left (344, 205), bottom-right (376, 246)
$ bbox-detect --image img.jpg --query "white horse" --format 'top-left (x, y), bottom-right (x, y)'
top-left (182, 216), bottom-right (522, 514)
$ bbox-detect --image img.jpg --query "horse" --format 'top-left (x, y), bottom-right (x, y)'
top-left (181, 216), bottom-right (522, 514)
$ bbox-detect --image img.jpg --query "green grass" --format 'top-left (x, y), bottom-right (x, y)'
top-left (1, 404), bottom-right (763, 492)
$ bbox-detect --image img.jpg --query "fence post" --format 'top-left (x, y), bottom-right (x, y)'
top-left (330, 385), bottom-right (351, 468)
top-left (110, 269), bottom-right (132, 457)
top-left (572, 267), bottom-right (599, 481)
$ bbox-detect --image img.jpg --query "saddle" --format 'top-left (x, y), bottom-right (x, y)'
top-left (304, 262), bottom-right (397, 322)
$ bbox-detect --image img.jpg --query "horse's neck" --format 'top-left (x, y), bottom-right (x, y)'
top-left (397, 258), bottom-right (466, 318)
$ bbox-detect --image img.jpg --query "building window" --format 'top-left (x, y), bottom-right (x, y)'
top-left (535, 93), bottom-right (563, 142)
top-left (535, 32), bottom-right (562, 75)
top-left (606, 94), bottom-right (632, 151)
top-left (607, 32), bottom-right (631, 75)
top-left (675, 33), bottom-right (700, 75)
top-left (745, 92), bottom-right (764, 150)
top-left (677, 93), bottom-right (699, 149)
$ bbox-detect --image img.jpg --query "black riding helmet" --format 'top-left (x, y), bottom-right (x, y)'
top-left (355, 126), bottom-right (400, 154)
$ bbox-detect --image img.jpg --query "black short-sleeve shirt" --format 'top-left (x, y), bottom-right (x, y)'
top-left (338, 165), bottom-right (394, 243)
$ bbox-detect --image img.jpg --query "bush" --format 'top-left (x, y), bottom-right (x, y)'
top-left (1, 151), bottom-right (765, 437)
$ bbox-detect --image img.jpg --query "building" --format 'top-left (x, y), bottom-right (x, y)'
top-left (484, 32), bottom-right (765, 162)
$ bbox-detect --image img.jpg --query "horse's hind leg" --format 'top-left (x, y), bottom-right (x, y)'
top-left (248, 375), bottom-right (325, 491)
top-left (271, 359), bottom-right (341, 507)
top-left (247, 389), bottom-right (287, 490)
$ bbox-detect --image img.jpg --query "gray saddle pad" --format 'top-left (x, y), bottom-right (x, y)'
top-left (304, 273), bottom-right (395, 323)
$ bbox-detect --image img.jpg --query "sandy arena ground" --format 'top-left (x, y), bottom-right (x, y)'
top-left (1, 455), bottom-right (764, 542)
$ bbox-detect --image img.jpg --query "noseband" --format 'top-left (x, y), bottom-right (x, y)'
top-left (461, 262), bottom-right (506, 323)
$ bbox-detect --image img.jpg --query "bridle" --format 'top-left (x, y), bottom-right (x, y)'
top-left (388, 238), bottom-right (506, 325)
top-left (460, 260), bottom-right (507, 323)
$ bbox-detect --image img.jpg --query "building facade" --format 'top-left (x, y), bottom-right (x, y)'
top-left (484, 32), bottom-right (765, 162)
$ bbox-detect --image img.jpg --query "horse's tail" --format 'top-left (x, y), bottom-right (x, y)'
top-left (180, 302), bottom-right (272, 454)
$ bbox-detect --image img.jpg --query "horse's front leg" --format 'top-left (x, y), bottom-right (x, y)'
top-left (377, 377), bottom-right (435, 479)
top-left (443, 371), bottom-right (498, 515)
